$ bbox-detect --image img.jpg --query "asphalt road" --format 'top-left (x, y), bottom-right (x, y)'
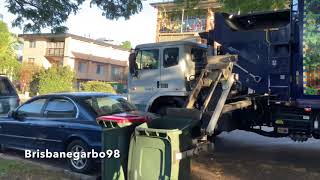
top-left (192, 130), bottom-right (320, 180)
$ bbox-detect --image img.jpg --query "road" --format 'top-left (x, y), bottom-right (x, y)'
top-left (2, 130), bottom-right (320, 180)
top-left (192, 130), bottom-right (320, 180)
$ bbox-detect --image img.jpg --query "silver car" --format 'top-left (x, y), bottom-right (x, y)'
top-left (0, 76), bottom-right (19, 116)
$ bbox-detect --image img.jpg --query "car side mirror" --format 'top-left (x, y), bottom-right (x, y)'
top-left (8, 110), bottom-right (24, 121)
top-left (129, 52), bottom-right (138, 77)
top-left (8, 110), bottom-right (17, 119)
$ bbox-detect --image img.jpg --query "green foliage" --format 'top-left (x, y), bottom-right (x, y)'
top-left (305, 87), bottom-right (319, 95)
top-left (20, 62), bottom-right (42, 93)
top-left (0, 21), bottom-right (21, 80)
top-left (121, 41), bottom-right (132, 50)
top-left (303, 0), bottom-right (320, 70)
top-left (38, 66), bottom-right (75, 94)
top-left (218, 0), bottom-right (289, 14)
top-left (303, 0), bottom-right (320, 95)
top-left (5, 0), bottom-right (143, 33)
top-left (81, 81), bottom-right (116, 94)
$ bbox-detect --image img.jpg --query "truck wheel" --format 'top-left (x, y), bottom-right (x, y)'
top-left (155, 103), bottom-right (178, 116)
top-left (66, 140), bottom-right (94, 173)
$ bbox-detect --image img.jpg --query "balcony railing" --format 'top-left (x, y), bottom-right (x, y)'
top-left (46, 48), bottom-right (64, 57)
top-left (159, 18), bottom-right (207, 33)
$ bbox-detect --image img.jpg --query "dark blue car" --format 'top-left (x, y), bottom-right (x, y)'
top-left (0, 92), bottom-right (139, 173)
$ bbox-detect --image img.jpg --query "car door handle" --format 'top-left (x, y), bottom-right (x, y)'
top-left (58, 125), bottom-right (65, 128)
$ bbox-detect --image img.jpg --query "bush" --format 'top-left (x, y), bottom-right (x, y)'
top-left (38, 66), bottom-right (75, 94)
top-left (305, 86), bottom-right (319, 95)
top-left (20, 62), bottom-right (42, 93)
top-left (81, 81), bottom-right (116, 94)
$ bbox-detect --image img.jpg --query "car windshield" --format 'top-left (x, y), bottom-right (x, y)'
top-left (81, 96), bottom-right (137, 116)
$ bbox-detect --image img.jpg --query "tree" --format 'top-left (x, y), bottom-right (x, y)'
top-left (5, 0), bottom-right (143, 33)
top-left (38, 66), bottom-right (75, 94)
top-left (218, 0), bottom-right (289, 14)
top-left (81, 81), bottom-right (116, 94)
top-left (0, 21), bottom-right (20, 80)
top-left (121, 41), bottom-right (132, 50)
top-left (19, 62), bottom-right (42, 93)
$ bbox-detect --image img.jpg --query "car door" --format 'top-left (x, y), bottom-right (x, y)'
top-left (0, 98), bottom-right (47, 150)
top-left (30, 97), bottom-right (79, 151)
top-left (128, 48), bottom-right (160, 110)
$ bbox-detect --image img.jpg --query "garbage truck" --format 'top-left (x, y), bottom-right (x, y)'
top-left (127, 0), bottom-right (320, 142)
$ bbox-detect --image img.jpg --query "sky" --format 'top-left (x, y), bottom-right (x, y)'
top-left (0, 0), bottom-right (159, 47)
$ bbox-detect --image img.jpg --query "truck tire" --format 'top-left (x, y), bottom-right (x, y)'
top-left (155, 103), bottom-right (177, 116)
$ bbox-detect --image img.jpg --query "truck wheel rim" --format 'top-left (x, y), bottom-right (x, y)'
top-left (70, 145), bottom-right (87, 170)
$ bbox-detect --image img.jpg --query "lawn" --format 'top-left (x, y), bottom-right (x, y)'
top-left (0, 158), bottom-right (73, 180)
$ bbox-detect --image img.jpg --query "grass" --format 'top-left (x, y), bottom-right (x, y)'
top-left (0, 158), bottom-right (72, 180)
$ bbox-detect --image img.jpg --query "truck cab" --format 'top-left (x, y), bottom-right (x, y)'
top-left (128, 41), bottom-right (207, 113)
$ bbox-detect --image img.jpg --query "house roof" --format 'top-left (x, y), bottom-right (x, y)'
top-left (72, 52), bottom-right (128, 67)
top-left (18, 33), bottom-right (129, 51)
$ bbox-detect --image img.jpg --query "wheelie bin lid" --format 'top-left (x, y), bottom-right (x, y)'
top-left (97, 111), bottom-right (152, 128)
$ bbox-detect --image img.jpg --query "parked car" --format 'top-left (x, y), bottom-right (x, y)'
top-left (0, 75), bottom-right (19, 117)
top-left (0, 92), bottom-right (151, 173)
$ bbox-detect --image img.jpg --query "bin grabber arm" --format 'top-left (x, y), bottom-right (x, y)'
top-left (174, 141), bottom-right (214, 161)
top-left (206, 73), bottom-right (235, 135)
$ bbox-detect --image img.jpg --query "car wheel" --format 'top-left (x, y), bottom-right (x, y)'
top-left (0, 144), bottom-right (5, 152)
top-left (66, 140), bottom-right (93, 173)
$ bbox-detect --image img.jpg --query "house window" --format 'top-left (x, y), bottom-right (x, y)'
top-left (28, 58), bottom-right (35, 64)
top-left (29, 40), bottom-right (36, 48)
top-left (111, 66), bottom-right (121, 80)
top-left (78, 61), bottom-right (87, 73)
top-left (96, 64), bottom-right (105, 75)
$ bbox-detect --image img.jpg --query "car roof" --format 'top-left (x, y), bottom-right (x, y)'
top-left (36, 92), bottom-right (119, 99)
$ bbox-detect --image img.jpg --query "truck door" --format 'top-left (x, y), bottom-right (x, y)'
top-left (128, 48), bottom-right (160, 111)
top-left (160, 47), bottom-right (185, 91)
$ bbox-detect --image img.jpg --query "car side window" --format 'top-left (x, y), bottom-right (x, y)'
top-left (136, 49), bottom-right (159, 70)
top-left (17, 98), bottom-right (47, 117)
top-left (44, 98), bottom-right (76, 118)
top-left (0, 77), bottom-right (16, 96)
top-left (163, 48), bottom-right (179, 68)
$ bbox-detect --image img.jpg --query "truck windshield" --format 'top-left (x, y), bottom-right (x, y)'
top-left (81, 96), bottom-right (137, 116)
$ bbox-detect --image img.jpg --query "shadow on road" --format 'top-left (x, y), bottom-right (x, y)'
top-left (192, 130), bottom-right (320, 180)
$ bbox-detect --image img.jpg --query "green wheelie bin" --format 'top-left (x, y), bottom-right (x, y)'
top-left (127, 108), bottom-right (202, 180)
top-left (97, 113), bottom-right (152, 180)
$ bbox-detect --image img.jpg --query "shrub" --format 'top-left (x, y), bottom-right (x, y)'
top-left (38, 66), bottom-right (75, 94)
top-left (20, 62), bottom-right (42, 93)
top-left (81, 81), bottom-right (116, 94)
top-left (305, 86), bottom-right (319, 95)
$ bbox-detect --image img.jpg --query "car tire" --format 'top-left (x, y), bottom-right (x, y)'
top-left (0, 144), bottom-right (5, 152)
top-left (66, 140), bottom-right (94, 173)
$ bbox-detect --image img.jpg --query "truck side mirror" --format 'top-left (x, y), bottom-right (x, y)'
top-left (129, 52), bottom-right (138, 77)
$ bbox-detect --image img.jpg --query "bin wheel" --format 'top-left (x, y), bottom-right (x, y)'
top-left (66, 140), bottom-right (94, 173)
